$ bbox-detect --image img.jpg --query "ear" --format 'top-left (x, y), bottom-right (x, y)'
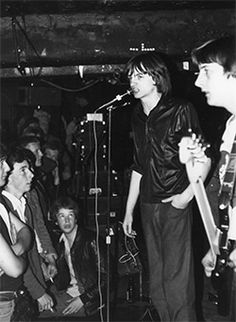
top-left (152, 76), bottom-right (159, 86)
top-left (152, 77), bottom-right (157, 85)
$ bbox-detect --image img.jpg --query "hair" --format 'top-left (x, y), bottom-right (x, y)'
top-left (44, 138), bottom-right (62, 153)
top-left (22, 117), bottom-right (40, 129)
top-left (125, 52), bottom-right (172, 95)
top-left (191, 36), bottom-right (236, 76)
top-left (22, 126), bottom-right (45, 144)
top-left (0, 143), bottom-right (8, 160)
top-left (51, 196), bottom-right (80, 223)
top-left (18, 136), bottom-right (41, 149)
top-left (6, 146), bottom-right (35, 172)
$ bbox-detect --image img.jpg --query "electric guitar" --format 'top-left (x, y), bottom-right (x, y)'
top-left (179, 135), bottom-right (235, 315)
top-left (179, 136), bottom-right (221, 258)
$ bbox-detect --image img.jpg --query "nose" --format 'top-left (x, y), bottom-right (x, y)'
top-left (28, 168), bottom-right (34, 179)
top-left (129, 75), bottom-right (136, 85)
top-left (3, 160), bottom-right (10, 173)
top-left (65, 216), bottom-right (70, 223)
top-left (195, 72), bottom-right (203, 89)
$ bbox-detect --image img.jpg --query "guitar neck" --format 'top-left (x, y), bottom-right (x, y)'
top-left (186, 162), bottom-right (221, 256)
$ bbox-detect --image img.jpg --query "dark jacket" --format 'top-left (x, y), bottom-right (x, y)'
top-left (53, 227), bottom-right (108, 315)
top-left (132, 95), bottom-right (202, 203)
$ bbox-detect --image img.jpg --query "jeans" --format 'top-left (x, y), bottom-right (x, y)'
top-left (0, 291), bottom-right (15, 322)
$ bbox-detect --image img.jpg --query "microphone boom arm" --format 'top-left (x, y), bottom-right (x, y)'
top-left (95, 90), bottom-right (131, 112)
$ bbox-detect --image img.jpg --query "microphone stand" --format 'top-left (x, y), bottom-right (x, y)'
top-left (94, 91), bottom-right (130, 322)
top-left (106, 104), bottom-right (112, 322)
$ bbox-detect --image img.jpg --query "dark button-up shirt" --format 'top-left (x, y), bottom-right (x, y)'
top-left (132, 95), bottom-right (202, 203)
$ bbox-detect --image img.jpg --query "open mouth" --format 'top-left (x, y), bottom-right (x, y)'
top-left (131, 88), bottom-right (139, 94)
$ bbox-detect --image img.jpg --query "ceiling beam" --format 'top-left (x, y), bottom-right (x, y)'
top-left (0, 1), bottom-right (235, 77)
top-left (1, 1), bottom-right (235, 17)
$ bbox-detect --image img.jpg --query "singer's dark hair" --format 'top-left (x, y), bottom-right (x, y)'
top-left (192, 36), bottom-right (236, 77)
top-left (0, 143), bottom-right (7, 160)
top-left (125, 52), bottom-right (172, 95)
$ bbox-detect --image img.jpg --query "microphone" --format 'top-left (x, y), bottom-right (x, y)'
top-left (114, 90), bottom-right (132, 102)
top-left (95, 90), bottom-right (132, 112)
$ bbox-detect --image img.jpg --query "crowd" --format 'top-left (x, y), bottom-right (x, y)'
top-left (0, 106), bottom-right (109, 321)
top-left (0, 35), bottom-right (236, 322)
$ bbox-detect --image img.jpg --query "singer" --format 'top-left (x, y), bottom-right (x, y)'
top-left (122, 52), bottom-right (211, 321)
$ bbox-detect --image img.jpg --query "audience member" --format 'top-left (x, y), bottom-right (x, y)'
top-left (18, 136), bottom-right (58, 278)
top-left (44, 138), bottom-right (72, 200)
top-left (40, 196), bottom-right (108, 320)
top-left (0, 143), bottom-right (34, 321)
top-left (1, 147), bottom-right (56, 315)
top-left (18, 135), bottom-right (56, 221)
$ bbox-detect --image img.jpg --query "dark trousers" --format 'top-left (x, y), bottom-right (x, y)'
top-left (230, 271), bottom-right (236, 321)
top-left (140, 202), bottom-right (196, 322)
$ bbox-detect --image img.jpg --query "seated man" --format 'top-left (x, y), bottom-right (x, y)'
top-left (41, 196), bottom-right (109, 319)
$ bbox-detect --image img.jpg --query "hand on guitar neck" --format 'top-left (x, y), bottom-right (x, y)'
top-left (179, 131), bottom-right (220, 275)
top-left (179, 131), bottom-right (210, 183)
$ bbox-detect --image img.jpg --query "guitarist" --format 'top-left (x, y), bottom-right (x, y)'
top-left (191, 36), bottom-right (236, 321)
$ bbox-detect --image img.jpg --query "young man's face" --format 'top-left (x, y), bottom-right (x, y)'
top-left (195, 63), bottom-right (230, 108)
top-left (0, 157), bottom-right (10, 187)
top-left (26, 142), bottom-right (43, 167)
top-left (128, 68), bottom-right (157, 99)
top-left (45, 148), bottom-right (59, 162)
top-left (7, 161), bottom-right (34, 195)
top-left (56, 208), bottom-right (77, 235)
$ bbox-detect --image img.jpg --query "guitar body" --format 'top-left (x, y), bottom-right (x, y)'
top-left (213, 207), bottom-right (230, 276)
top-left (211, 261), bottom-right (234, 316)
top-left (211, 204), bottom-right (235, 316)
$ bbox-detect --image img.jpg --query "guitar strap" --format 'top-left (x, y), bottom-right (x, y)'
top-left (218, 133), bottom-right (236, 210)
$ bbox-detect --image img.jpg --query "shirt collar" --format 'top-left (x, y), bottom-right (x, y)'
top-left (220, 115), bottom-right (236, 153)
top-left (59, 232), bottom-right (67, 243)
top-left (59, 226), bottom-right (78, 247)
top-left (2, 190), bottom-right (26, 211)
